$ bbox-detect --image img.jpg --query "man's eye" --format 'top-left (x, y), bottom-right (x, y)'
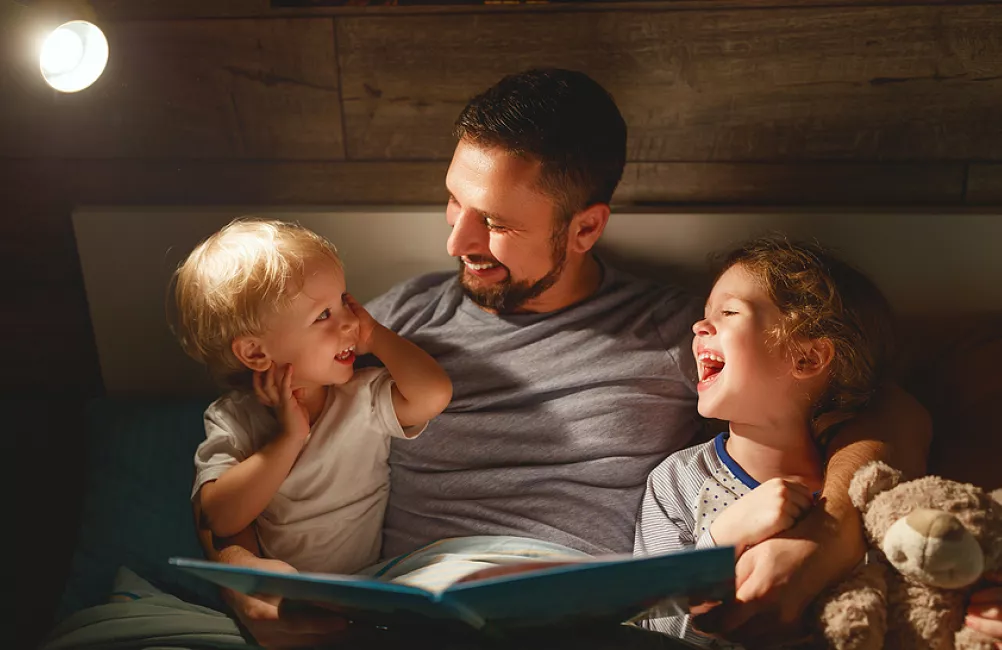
top-left (315, 308), bottom-right (331, 322)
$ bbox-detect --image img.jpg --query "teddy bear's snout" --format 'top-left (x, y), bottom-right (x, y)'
top-left (881, 507), bottom-right (985, 589)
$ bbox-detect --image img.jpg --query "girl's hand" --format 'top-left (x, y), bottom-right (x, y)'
top-left (343, 293), bottom-right (380, 355)
top-left (710, 478), bottom-right (814, 555)
top-left (254, 363), bottom-right (310, 443)
top-left (967, 575), bottom-right (1002, 648)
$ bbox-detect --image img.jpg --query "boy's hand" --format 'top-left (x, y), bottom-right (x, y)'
top-left (254, 364), bottom-right (310, 442)
top-left (343, 293), bottom-right (380, 355)
top-left (709, 478), bottom-right (814, 555)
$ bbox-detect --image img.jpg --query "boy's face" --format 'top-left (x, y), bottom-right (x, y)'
top-left (691, 264), bottom-right (799, 425)
top-left (257, 258), bottom-right (359, 389)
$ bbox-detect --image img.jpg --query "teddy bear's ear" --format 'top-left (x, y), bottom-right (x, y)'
top-left (849, 461), bottom-right (904, 512)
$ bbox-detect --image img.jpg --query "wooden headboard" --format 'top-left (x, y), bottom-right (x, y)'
top-left (74, 207), bottom-right (1002, 398)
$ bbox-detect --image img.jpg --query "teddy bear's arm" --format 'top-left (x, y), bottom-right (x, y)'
top-left (817, 561), bottom-right (888, 650)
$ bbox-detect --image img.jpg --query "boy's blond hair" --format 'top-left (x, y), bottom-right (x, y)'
top-left (170, 218), bottom-right (342, 389)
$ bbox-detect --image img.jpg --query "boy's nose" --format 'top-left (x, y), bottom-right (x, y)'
top-left (446, 209), bottom-right (489, 259)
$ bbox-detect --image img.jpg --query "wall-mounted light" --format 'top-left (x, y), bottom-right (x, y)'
top-left (39, 19), bottom-right (108, 92)
top-left (9, 0), bottom-right (109, 92)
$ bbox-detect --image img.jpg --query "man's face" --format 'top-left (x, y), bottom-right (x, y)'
top-left (445, 140), bottom-right (569, 314)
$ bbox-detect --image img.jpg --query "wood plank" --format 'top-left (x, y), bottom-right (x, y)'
top-left (967, 164), bottom-right (1002, 204)
top-left (0, 159), bottom-right (971, 206)
top-left (82, 0), bottom-right (1002, 20)
top-left (618, 162), bottom-right (967, 205)
top-left (1, 18), bottom-right (343, 160)
top-left (337, 5), bottom-right (1002, 161)
top-left (0, 160), bottom-right (450, 204)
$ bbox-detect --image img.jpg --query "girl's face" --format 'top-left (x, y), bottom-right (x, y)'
top-left (691, 264), bottom-right (801, 426)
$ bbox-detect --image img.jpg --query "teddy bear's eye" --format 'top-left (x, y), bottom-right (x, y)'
top-left (892, 550), bottom-right (907, 563)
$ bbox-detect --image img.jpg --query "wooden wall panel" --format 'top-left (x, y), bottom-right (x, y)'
top-left (967, 165), bottom-right (1002, 204)
top-left (2, 160), bottom-right (969, 206)
top-left (338, 6), bottom-right (1002, 162)
top-left (1, 19), bottom-right (343, 160)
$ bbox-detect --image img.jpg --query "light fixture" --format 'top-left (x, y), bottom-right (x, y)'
top-left (8, 1), bottom-right (109, 93)
top-left (39, 19), bottom-right (108, 92)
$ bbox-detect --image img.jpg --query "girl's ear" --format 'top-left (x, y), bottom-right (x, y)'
top-left (232, 335), bottom-right (271, 372)
top-left (792, 338), bottom-right (834, 379)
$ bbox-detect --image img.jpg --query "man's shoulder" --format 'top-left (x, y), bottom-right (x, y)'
top-left (365, 271), bottom-right (456, 324)
top-left (601, 261), bottom-right (701, 312)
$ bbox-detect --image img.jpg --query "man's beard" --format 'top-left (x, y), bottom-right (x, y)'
top-left (459, 222), bottom-right (568, 314)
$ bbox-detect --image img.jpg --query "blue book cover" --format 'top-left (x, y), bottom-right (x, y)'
top-left (170, 546), bottom-right (734, 633)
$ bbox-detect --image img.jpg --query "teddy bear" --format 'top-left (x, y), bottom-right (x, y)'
top-left (816, 461), bottom-right (1002, 650)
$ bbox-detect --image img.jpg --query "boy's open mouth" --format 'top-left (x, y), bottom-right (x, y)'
top-left (334, 345), bottom-right (356, 363)
top-left (697, 351), bottom-right (725, 385)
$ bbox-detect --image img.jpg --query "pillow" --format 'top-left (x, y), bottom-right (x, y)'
top-left (56, 397), bottom-right (224, 621)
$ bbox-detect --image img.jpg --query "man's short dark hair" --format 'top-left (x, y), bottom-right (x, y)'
top-left (454, 68), bottom-right (627, 219)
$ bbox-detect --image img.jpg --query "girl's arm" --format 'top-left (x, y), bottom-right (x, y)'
top-left (346, 294), bottom-right (452, 428)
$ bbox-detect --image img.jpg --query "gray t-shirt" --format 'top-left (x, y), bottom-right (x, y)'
top-left (366, 259), bottom-right (701, 559)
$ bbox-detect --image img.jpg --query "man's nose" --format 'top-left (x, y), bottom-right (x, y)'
top-left (446, 209), bottom-right (488, 258)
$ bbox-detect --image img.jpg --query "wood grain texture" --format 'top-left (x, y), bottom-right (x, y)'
top-left (1, 159), bottom-right (973, 206)
top-left (338, 5), bottom-right (1002, 161)
top-left (967, 164), bottom-right (1002, 204)
top-left (82, 0), bottom-right (1002, 19)
top-left (1, 18), bottom-right (343, 160)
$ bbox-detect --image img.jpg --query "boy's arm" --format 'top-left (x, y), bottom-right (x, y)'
top-left (201, 368), bottom-right (312, 538)
top-left (346, 294), bottom-right (451, 428)
top-left (368, 323), bottom-right (453, 428)
top-left (193, 496), bottom-right (350, 647)
top-left (694, 383), bottom-right (931, 645)
top-left (199, 430), bottom-right (305, 538)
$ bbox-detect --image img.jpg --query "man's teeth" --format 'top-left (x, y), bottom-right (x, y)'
top-left (465, 259), bottom-right (499, 271)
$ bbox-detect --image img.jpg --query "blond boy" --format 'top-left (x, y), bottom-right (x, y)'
top-left (171, 218), bottom-right (452, 574)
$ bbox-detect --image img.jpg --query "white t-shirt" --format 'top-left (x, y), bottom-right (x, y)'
top-left (191, 367), bottom-right (424, 574)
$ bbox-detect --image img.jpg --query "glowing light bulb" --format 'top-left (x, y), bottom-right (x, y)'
top-left (39, 21), bottom-right (108, 93)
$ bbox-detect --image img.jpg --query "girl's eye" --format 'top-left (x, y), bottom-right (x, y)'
top-left (316, 308), bottom-right (331, 322)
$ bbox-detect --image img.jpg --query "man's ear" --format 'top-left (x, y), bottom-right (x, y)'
top-left (567, 203), bottom-right (610, 255)
top-left (231, 335), bottom-right (271, 372)
top-left (792, 338), bottom-right (834, 380)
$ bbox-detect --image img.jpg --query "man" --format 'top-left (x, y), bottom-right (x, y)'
top-left (198, 68), bottom-right (937, 648)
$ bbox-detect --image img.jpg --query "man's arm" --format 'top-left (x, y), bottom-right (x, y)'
top-left (193, 495), bottom-right (349, 648)
top-left (694, 383), bottom-right (932, 645)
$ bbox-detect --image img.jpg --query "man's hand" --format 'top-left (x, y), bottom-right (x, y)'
top-left (709, 478), bottom-right (814, 556)
top-left (967, 574), bottom-right (1002, 649)
top-left (221, 555), bottom-right (351, 649)
top-left (693, 502), bottom-right (864, 645)
top-left (253, 363), bottom-right (310, 442)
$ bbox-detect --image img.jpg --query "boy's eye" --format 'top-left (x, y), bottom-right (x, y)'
top-left (721, 310), bottom-right (738, 316)
top-left (315, 308), bottom-right (331, 322)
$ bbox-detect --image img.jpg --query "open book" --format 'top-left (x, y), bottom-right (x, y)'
top-left (170, 546), bottom-right (734, 634)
